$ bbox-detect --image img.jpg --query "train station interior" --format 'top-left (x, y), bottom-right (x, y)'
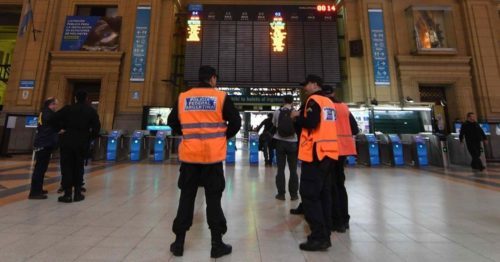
top-left (0, 0), bottom-right (499, 261)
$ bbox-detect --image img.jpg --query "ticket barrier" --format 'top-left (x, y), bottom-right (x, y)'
top-left (249, 132), bottom-right (259, 165)
top-left (226, 138), bottom-right (236, 164)
top-left (377, 134), bottom-right (404, 166)
top-left (152, 131), bottom-right (169, 162)
top-left (130, 130), bottom-right (149, 162)
top-left (347, 156), bottom-right (357, 166)
top-left (419, 133), bottom-right (449, 168)
top-left (482, 123), bottom-right (500, 162)
top-left (92, 135), bottom-right (108, 161)
top-left (106, 130), bottom-right (127, 161)
top-left (447, 133), bottom-right (487, 167)
top-left (401, 134), bottom-right (429, 167)
top-left (356, 134), bottom-right (380, 166)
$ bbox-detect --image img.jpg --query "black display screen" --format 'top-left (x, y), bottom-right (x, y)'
top-left (184, 5), bottom-right (341, 88)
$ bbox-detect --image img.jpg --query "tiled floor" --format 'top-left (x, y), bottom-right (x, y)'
top-left (0, 154), bottom-right (500, 261)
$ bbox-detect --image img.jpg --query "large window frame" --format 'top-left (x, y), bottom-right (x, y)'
top-left (405, 6), bottom-right (457, 55)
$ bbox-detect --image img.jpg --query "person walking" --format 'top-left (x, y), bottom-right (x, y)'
top-left (50, 90), bottom-right (101, 203)
top-left (323, 85), bottom-right (359, 232)
top-left (28, 98), bottom-right (61, 199)
top-left (459, 112), bottom-right (487, 171)
top-left (168, 65), bottom-right (241, 258)
top-left (256, 113), bottom-right (275, 166)
top-left (273, 95), bottom-right (299, 201)
top-left (291, 75), bottom-right (339, 251)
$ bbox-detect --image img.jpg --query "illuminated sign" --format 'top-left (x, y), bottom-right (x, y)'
top-left (187, 12), bottom-right (201, 42)
top-left (316, 4), bottom-right (336, 12)
top-left (270, 12), bottom-right (287, 52)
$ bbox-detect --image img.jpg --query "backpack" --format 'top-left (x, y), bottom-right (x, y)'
top-left (277, 108), bottom-right (295, 137)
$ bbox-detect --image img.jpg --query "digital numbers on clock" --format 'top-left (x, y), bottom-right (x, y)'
top-left (316, 4), bottom-right (336, 12)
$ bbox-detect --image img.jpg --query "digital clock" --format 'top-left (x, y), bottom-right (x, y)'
top-left (316, 4), bottom-right (336, 12)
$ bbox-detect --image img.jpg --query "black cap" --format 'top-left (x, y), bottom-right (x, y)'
top-left (300, 74), bottom-right (323, 87)
top-left (198, 65), bottom-right (218, 82)
top-left (322, 85), bottom-right (335, 95)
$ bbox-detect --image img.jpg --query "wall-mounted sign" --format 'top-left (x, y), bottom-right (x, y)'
top-left (130, 6), bottom-right (152, 82)
top-left (270, 12), bottom-right (287, 52)
top-left (22, 90), bottom-right (30, 100)
top-left (230, 95), bottom-right (284, 105)
top-left (25, 116), bottom-right (38, 128)
top-left (187, 12), bottom-right (201, 42)
top-left (132, 91), bottom-right (140, 100)
top-left (19, 80), bottom-right (35, 90)
top-left (61, 16), bottom-right (122, 51)
top-left (368, 9), bottom-right (390, 86)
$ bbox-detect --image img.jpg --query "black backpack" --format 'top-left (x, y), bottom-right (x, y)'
top-left (277, 108), bottom-right (295, 137)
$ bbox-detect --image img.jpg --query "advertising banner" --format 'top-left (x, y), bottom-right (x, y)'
top-left (368, 9), bottom-right (390, 86)
top-left (130, 6), bottom-right (152, 82)
top-left (61, 16), bottom-right (122, 51)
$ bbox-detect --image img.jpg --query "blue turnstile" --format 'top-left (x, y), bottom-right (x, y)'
top-left (130, 130), bottom-right (148, 161)
top-left (347, 156), bottom-right (357, 166)
top-left (153, 131), bottom-right (169, 162)
top-left (226, 138), bottom-right (236, 164)
top-left (356, 134), bottom-right (380, 166)
top-left (249, 132), bottom-right (259, 165)
top-left (389, 134), bottom-right (404, 166)
top-left (414, 135), bottom-right (428, 167)
top-left (106, 130), bottom-right (124, 161)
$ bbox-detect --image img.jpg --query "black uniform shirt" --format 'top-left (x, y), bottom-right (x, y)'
top-left (168, 83), bottom-right (242, 139)
top-left (459, 121), bottom-right (486, 144)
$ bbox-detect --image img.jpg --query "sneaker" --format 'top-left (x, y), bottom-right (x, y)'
top-left (28, 194), bottom-right (48, 200)
top-left (170, 242), bottom-right (184, 257)
top-left (275, 194), bottom-right (285, 201)
top-left (211, 242), bottom-right (232, 258)
top-left (299, 240), bottom-right (330, 251)
top-left (73, 194), bottom-right (85, 202)
top-left (58, 195), bottom-right (72, 203)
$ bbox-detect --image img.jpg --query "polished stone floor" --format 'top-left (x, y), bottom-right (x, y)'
top-left (0, 154), bottom-right (500, 262)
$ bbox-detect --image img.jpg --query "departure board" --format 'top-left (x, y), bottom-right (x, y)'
top-left (184, 5), bottom-right (341, 87)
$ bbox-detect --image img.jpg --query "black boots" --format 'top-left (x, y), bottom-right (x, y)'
top-left (73, 188), bottom-right (85, 202)
top-left (170, 233), bottom-right (185, 257)
top-left (299, 239), bottom-right (331, 251)
top-left (211, 233), bottom-right (232, 258)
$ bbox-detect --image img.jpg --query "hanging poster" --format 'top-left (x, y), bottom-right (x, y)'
top-left (130, 6), bottom-right (152, 82)
top-left (61, 16), bottom-right (122, 51)
top-left (368, 9), bottom-right (390, 86)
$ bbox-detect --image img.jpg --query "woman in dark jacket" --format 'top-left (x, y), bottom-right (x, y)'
top-left (28, 98), bottom-right (61, 199)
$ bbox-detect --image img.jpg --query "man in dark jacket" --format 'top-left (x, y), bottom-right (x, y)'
top-left (459, 112), bottom-right (487, 171)
top-left (51, 90), bottom-right (101, 203)
top-left (28, 98), bottom-right (61, 199)
top-left (256, 113), bottom-right (275, 166)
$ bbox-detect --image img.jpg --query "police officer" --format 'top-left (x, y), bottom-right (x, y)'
top-left (168, 65), bottom-right (241, 258)
top-left (322, 85), bottom-right (359, 232)
top-left (50, 90), bottom-right (100, 203)
top-left (291, 75), bottom-right (339, 251)
top-left (28, 98), bottom-right (61, 199)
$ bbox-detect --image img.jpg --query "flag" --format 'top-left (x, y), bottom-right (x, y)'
top-left (19, 0), bottom-right (33, 37)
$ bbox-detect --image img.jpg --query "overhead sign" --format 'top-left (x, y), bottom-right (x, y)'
top-left (270, 12), bottom-right (287, 52)
top-left (230, 96), bottom-right (284, 104)
top-left (368, 9), bottom-right (390, 86)
top-left (187, 12), bottom-right (201, 42)
top-left (130, 6), bottom-right (152, 82)
top-left (61, 16), bottom-right (122, 51)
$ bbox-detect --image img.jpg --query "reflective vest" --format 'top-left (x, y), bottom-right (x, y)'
top-left (334, 102), bottom-right (357, 156)
top-left (178, 88), bottom-right (228, 164)
top-left (298, 95), bottom-right (339, 162)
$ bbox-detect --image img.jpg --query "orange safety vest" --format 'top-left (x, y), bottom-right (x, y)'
top-left (178, 88), bottom-right (228, 164)
top-left (334, 102), bottom-right (357, 156)
top-left (298, 95), bottom-right (339, 162)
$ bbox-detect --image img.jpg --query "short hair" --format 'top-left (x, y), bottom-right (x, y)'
top-left (466, 112), bottom-right (475, 118)
top-left (75, 90), bottom-right (88, 103)
top-left (43, 97), bottom-right (56, 108)
top-left (198, 65), bottom-right (217, 83)
top-left (268, 113), bottom-right (273, 118)
top-left (283, 95), bottom-right (294, 104)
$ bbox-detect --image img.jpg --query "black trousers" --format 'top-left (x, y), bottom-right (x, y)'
top-left (467, 143), bottom-right (484, 170)
top-left (331, 156), bottom-right (349, 226)
top-left (300, 158), bottom-right (333, 242)
top-left (275, 140), bottom-right (298, 197)
top-left (263, 140), bottom-right (275, 164)
top-left (60, 146), bottom-right (85, 194)
top-left (30, 147), bottom-right (53, 195)
top-left (172, 162), bottom-right (227, 236)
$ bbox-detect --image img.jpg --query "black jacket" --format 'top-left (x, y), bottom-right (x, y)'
top-left (168, 83), bottom-right (242, 139)
top-left (50, 103), bottom-right (101, 149)
top-left (34, 108), bottom-right (59, 149)
top-left (459, 121), bottom-right (486, 145)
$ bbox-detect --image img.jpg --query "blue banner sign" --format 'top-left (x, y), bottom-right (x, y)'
top-left (130, 6), bottom-right (152, 82)
top-left (19, 80), bottom-right (35, 90)
top-left (25, 116), bottom-right (38, 128)
top-left (368, 9), bottom-right (390, 86)
top-left (61, 16), bottom-right (122, 51)
top-left (188, 4), bottom-right (203, 12)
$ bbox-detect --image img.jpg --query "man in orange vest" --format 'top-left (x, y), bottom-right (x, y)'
top-left (322, 85), bottom-right (359, 232)
top-left (291, 75), bottom-right (339, 251)
top-left (167, 65), bottom-right (241, 258)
